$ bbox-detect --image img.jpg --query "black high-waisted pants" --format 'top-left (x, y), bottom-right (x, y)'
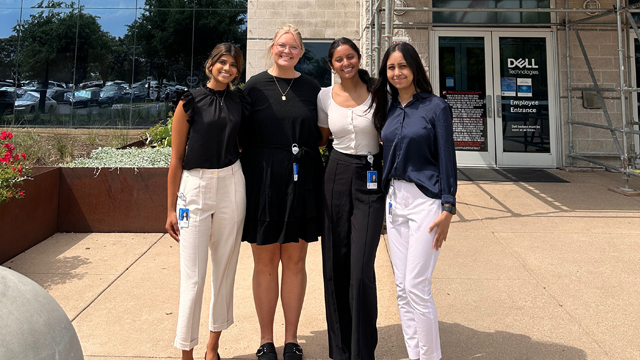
top-left (322, 149), bottom-right (385, 360)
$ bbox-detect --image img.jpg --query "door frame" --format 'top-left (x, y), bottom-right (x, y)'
top-left (430, 28), bottom-right (561, 168)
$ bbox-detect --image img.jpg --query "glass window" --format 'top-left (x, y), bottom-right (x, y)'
top-left (0, 0), bottom-right (248, 128)
top-left (433, 0), bottom-right (551, 24)
top-left (295, 41), bottom-right (332, 87)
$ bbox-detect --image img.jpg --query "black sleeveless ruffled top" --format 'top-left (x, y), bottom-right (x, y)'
top-left (179, 85), bottom-right (250, 170)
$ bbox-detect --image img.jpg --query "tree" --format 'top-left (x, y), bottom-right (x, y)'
top-left (131, 0), bottom-right (247, 88)
top-left (0, 35), bottom-right (19, 83)
top-left (15, 0), bottom-right (111, 111)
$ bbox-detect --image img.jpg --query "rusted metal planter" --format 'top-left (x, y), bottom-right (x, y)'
top-left (0, 166), bottom-right (168, 264)
top-left (57, 167), bottom-right (168, 233)
top-left (0, 167), bottom-right (60, 264)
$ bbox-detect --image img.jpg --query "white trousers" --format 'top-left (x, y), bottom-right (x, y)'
top-left (386, 180), bottom-right (442, 360)
top-left (174, 161), bottom-right (246, 350)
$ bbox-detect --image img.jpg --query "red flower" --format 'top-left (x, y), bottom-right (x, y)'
top-left (7, 132), bottom-right (12, 139)
top-left (14, 154), bottom-right (19, 161)
top-left (7, 192), bottom-right (11, 197)
top-left (0, 130), bottom-right (6, 140)
top-left (12, 167), bottom-right (16, 171)
top-left (17, 164), bottom-right (22, 175)
top-left (21, 153), bottom-right (26, 159)
top-left (19, 191), bottom-right (24, 196)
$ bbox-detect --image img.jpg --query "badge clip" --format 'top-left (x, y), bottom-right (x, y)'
top-left (292, 144), bottom-right (299, 182)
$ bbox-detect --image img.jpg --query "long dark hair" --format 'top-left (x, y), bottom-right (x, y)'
top-left (327, 37), bottom-right (374, 92)
top-left (370, 42), bottom-right (433, 132)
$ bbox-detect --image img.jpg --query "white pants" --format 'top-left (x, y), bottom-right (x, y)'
top-left (174, 161), bottom-right (246, 350)
top-left (386, 180), bottom-right (442, 360)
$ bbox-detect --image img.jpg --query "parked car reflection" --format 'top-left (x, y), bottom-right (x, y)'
top-left (75, 88), bottom-right (101, 107)
top-left (99, 89), bottom-right (126, 108)
top-left (0, 89), bottom-right (17, 116)
top-left (48, 89), bottom-right (90, 108)
top-left (14, 92), bottom-right (58, 114)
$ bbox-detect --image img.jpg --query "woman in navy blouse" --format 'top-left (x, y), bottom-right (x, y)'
top-left (370, 42), bottom-right (457, 360)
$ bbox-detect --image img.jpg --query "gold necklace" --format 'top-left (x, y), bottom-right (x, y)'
top-left (215, 88), bottom-right (226, 106)
top-left (273, 75), bottom-right (295, 101)
top-left (207, 81), bottom-right (226, 105)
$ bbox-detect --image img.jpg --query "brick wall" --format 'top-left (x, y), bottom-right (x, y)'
top-left (246, 0), bottom-right (361, 79)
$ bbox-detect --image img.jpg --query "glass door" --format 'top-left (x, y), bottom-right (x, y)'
top-left (433, 31), bottom-right (496, 166)
top-left (492, 32), bottom-right (557, 167)
top-left (433, 30), bottom-right (557, 168)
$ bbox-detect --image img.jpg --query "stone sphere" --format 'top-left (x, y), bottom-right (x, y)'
top-left (0, 266), bottom-right (84, 360)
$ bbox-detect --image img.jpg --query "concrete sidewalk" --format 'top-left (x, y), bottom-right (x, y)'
top-left (4, 170), bottom-right (640, 360)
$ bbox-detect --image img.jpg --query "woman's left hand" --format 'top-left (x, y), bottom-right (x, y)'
top-left (428, 211), bottom-right (453, 250)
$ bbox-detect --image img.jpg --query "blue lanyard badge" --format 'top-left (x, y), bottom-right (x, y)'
top-left (292, 144), bottom-right (299, 182)
top-left (366, 152), bottom-right (377, 189)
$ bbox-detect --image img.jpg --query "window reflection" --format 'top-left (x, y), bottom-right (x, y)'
top-left (295, 42), bottom-right (332, 87)
top-left (0, 0), bottom-right (247, 128)
top-left (433, 0), bottom-right (551, 24)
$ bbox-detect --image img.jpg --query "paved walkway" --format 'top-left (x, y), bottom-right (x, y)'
top-left (4, 170), bottom-right (640, 360)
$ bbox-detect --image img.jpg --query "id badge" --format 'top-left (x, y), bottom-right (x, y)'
top-left (293, 163), bottom-right (299, 182)
top-left (178, 208), bottom-right (190, 228)
top-left (367, 170), bottom-right (378, 189)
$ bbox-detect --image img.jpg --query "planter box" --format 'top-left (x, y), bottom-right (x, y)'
top-left (57, 167), bottom-right (168, 233)
top-left (1, 167), bottom-right (168, 263)
top-left (0, 168), bottom-right (60, 264)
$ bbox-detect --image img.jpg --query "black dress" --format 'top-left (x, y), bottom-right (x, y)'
top-left (240, 71), bottom-right (323, 245)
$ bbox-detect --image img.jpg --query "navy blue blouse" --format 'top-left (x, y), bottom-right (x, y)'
top-left (381, 91), bottom-right (457, 206)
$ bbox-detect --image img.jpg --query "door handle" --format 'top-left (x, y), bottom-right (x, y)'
top-left (496, 95), bottom-right (502, 118)
top-left (486, 95), bottom-right (492, 118)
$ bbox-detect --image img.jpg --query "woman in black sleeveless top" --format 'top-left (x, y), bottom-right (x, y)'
top-left (166, 43), bottom-right (248, 360)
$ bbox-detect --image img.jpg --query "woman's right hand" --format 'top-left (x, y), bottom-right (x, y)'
top-left (166, 212), bottom-right (180, 242)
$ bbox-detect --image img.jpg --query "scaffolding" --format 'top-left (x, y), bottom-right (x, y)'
top-left (366, 0), bottom-right (640, 192)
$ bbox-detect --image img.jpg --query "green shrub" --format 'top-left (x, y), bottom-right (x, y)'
top-left (142, 113), bottom-right (172, 148)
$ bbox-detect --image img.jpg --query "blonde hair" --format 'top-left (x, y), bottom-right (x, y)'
top-left (205, 43), bottom-right (244, 85)
top-left (268, 24), bottom-right (305, 57)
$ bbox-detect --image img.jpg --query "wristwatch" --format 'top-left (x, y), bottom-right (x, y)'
top-left (442, 204), bottom-right (456, 215)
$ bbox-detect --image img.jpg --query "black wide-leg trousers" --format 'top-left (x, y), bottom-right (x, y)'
top-left (322, 149), bottom-right (385, 360)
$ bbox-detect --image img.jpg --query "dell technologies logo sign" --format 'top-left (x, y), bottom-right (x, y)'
top-left (507, 58), bottom-right (539, 75)
top-left (508, 58), bottom-right (538, 69)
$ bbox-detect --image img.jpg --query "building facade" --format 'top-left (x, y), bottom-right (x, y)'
top-left (247, 0), bottom-right (640, 173)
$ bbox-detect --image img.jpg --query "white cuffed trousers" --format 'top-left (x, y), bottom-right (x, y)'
top-left (174, 161), bottom-right (246, 350)
top-left (386, 180), bottom-right (442, 360)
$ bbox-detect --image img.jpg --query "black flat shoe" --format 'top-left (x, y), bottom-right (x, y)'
top-left (256, 342), bottom-right (277, 360)
top-left (283, 343), bottom-right (303, 360)
top-left (204, 352), bottom-right (221, 360)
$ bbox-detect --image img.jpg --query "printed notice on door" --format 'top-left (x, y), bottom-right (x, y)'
top-left (441, 90), bottom-right (487, 152)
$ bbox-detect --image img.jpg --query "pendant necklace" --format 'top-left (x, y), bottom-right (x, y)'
top-left (215, 88), bottom-right (226, 106)
top-left (273, 75), bottom-right (295, 101)
top-left (208, 81), bottom-right (226, 105)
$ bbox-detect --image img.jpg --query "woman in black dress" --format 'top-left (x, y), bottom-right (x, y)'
top-left (240, 24), bottom-right (323, 360)
top-left (166, 43), bottom-right (248, 360)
